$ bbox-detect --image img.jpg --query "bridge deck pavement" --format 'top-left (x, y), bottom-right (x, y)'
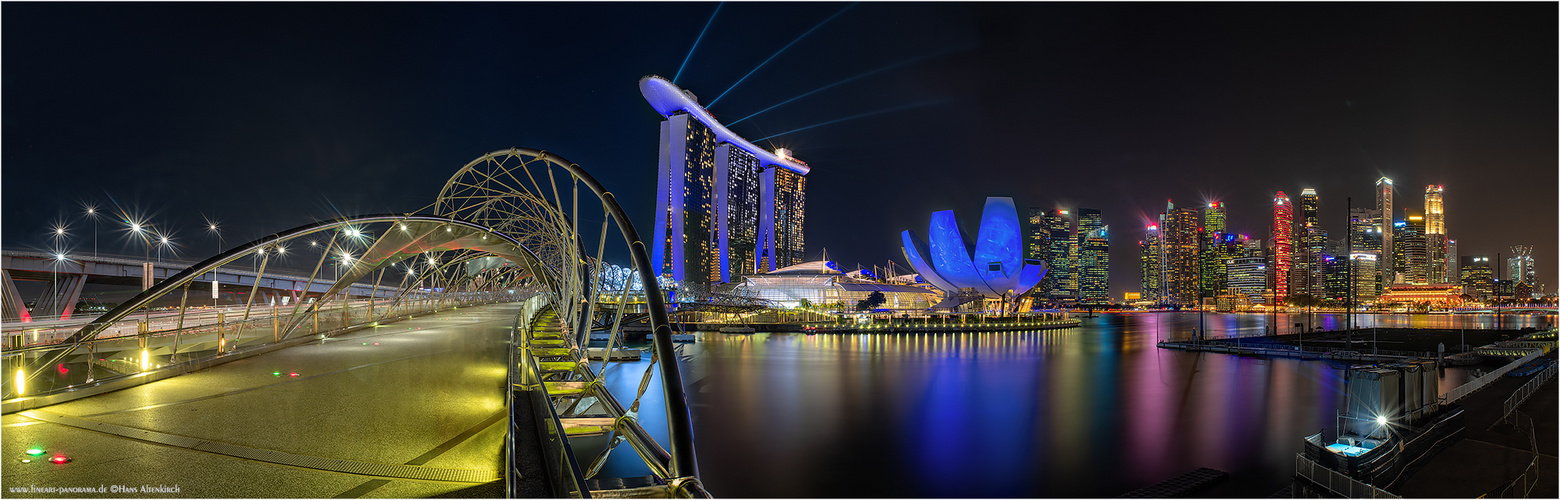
top-left (2, 302), bottom-right (520, 498)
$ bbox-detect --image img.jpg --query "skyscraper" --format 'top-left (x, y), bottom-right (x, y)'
top-left (1424, 185), bottom-right (1448, 284)
top-left (1299, 189), bottom-right (1325, 298)
top-left (1027, 208), bottom-right (1049, 261)
top-left (1226, 257), bottom-right (1268, 305)
top-left (1349, 207), bottom-right (1383, 302)
top-left (1140, 224), bottom-right (1162, 304)
top-left (642, 75), bottom-right (810, 285)
top-left (1445, 239), bottom-right (1458, 283)
top-left (1077, 209), bottom-right (1109, 305)
top-left (1395, 210), bottom-right (1427, 285)
top-left (1203, 201), bottom-right (1226, 234)
top-left (1198, 202), bottom-right (1228, 299)
top-left (1376, 177), bottom-right (1395, 287)
top-left (1460, 255), bottom-right (1494, 299)
top-left (1201, 232), bottom-right (1241, 300)
top-left (1508, 245), bottom-right (1536, 289)
top-left (1161, 201), bottom-right (1201, 306)
top-left (1035, 209), bottom-right (1075, 301)
top-left (1272, 191), bottom-right (1294, 303)
top-left (761, 156), bottom-right (807, 271)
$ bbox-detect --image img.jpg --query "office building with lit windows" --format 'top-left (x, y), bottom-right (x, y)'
top-left (1393, 210), bottom-right (1426, 285)
top-left (1445, 239), bottom-right (1458, 284)
top-left (1201, 232), bottom-right (1241, 300)
top-left (1033, 209), bottom-right (1075, 301)
top-left (1461, 255), bottom-right (1494, 299)
top-left (1508, 245), bottom-right (1535, 290)
top-left (1425, 185), bottom-right (1448, 284)
top-left (1349, 207), bottom-right (1383, 302)
top-left (1077, 209), bottom-right (1109, 305)
top-left (1376, 177), bottom-right (1395, 285)
top-left (1226, 257), bottom-right (1267, 305)
top-left (1204, 201), bottom-right (1226, 234)
top-left (641, 75), bottom-right (809, 284)
top-left (1161, 201), bottom-right (1201, 306)
top-left (1140, 224), bottom-right (1162, 304)
top-left (1299, 189), bottom-right (1325, 298)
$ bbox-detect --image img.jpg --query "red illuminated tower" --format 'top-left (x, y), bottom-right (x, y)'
top-left (1272, 191), bottom-right (1294, 303)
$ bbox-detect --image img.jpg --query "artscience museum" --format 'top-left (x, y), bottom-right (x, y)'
top-left (900, 197), bottom-right (1047, 309)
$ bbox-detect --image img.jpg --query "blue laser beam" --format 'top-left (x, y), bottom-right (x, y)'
top-left (706, 3), bottom-right (857, 108)
top-left (673, 3), bottom-right (723, 85)
top-left (752, 99), bottom-right (950, 142)
top-left (728, 45), bottom-right (973, 126)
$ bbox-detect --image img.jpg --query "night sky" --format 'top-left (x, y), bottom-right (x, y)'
top-left (4, 2), bottom-right (1555, 299)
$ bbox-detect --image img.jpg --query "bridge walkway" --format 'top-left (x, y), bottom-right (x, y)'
top-left (1, 302), bottom-right (518, 498)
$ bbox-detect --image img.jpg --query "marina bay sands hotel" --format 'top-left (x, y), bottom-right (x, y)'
top-left (640, 75), bottom-right (808, 285)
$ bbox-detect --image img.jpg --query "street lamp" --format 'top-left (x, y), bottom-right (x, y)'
top-left (206, 221), bottom-right (222, 308)
top-left (82, 204), bottom-right (101, 259)
top-left (156, 235), bottom-right (172, 265)
top-left (127, 218), bottom-right (153, 322)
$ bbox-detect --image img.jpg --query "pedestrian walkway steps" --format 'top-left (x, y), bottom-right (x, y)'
top-left (1118, 467), bottom-right (1229, 498)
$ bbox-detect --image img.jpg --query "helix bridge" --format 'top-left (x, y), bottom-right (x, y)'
top-left (2, 148), bottom-right (707, 497)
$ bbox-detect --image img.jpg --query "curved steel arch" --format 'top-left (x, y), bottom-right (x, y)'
top-left (21, 214), bottom-right (545, 385)
top-left (437, 147), bottom-right (695, 480)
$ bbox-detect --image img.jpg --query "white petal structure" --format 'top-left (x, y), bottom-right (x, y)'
top-left (901, 197), bottom-right (1047, 298)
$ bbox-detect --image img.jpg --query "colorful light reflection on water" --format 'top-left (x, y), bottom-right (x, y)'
top-left (599, 312), bottom-right (1551, 497)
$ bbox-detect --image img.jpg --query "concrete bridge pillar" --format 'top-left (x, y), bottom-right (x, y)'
top-left (1, 270), bottom-right (31, 323)
top-left (33, 274), bottom-right (87, 320)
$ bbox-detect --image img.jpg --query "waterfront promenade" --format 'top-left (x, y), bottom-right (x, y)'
top-left (1394, 353), bottom-right (1557, 498)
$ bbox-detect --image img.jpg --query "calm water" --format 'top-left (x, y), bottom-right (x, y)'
top-left (599, 312), bottom-right (1553, 497)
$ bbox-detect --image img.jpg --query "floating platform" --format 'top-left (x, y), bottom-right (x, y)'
top-left (584, 348), bottom-right (641, 361)
top-left (1118, 467), bottom-right (1229, 497)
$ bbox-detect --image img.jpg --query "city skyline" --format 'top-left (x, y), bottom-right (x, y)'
top-left (2, 3), bottom-right (1553, 301)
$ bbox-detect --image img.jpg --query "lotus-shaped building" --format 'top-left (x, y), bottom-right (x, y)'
top-left (901, 197), bottom-right (1047, 299)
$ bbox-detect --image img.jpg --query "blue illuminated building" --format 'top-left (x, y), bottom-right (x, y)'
top-left (901, 197), bottom-right (1047, 300)
top-left (641, 75), bottom-right (809, 284)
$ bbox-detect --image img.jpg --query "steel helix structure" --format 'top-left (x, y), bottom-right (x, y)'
top-left (2, 147), bottom-right (703, 498)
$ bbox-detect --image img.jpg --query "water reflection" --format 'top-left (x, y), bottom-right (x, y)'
top-left (604, 312), bottom-right (1550, 497)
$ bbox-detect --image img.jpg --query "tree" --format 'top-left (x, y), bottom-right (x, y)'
top-left (855, 291), bottom-right (887, 311)
top-left (797, 298), bottom-right (813, 310)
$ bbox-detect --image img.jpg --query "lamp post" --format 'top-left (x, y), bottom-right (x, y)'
top-left (48, 224), bottom-right (70, 318)
top-left (83, 205), bottom-right (101, 260)
top-left (156, 234), bottom-right (171, 265)
top-left (207, 222), bottom-right (221, 309)
top-left (128, 220), bottom-right (152, 323)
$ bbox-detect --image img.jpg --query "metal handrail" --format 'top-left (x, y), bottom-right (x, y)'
top-left (511, 297), bottom-right (591, 498)
top-left (1501, 364), bottom-right (1556, 423)
top-left (1441, 350), bottom-right (1543, 404)
top-left (1293, 453), bottom-right (1401, 498)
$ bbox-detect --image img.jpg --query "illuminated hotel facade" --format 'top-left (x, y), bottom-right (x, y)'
top-left (641, 75), bottom-right (809, 284)
top-left (1271, 191), bottom-right (1294, 303)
